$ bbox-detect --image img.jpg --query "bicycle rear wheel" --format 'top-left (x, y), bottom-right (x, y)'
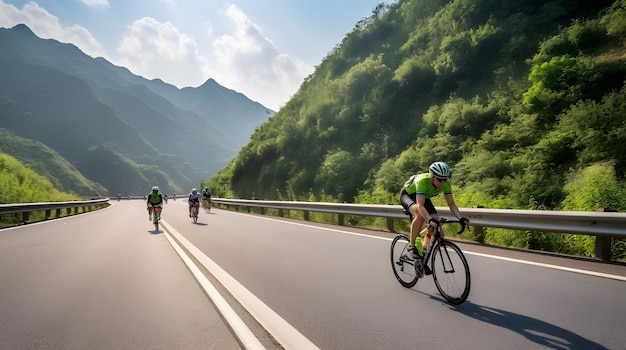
top-left (431, 240), bottom-right (470, 305)
top-left (192, 206), bottom-right (198, 223)
top-left (390, 234), bottom-right (419, 288)
top-left (153, 210), bottom-right (159, 231)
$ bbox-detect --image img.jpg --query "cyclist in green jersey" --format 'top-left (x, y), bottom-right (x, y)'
top-left (146, 186), bottom-right (163, 221)
top-left (400, 162), bottom-right (469, 259)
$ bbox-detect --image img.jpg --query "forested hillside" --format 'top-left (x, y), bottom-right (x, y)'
top-left (209, 0), bottom-right (626, 215)
top-left (0, 129), bottom-right (107, 195)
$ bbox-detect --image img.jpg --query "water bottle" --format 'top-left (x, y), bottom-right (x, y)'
top-left (415, 237), bottom-right (424, 255)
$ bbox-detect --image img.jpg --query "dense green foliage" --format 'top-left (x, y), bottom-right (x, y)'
top-left (0, 129), bottom-right (106, 195)
top-left (0, 151), bottom-right (81, 227)
top-left (208, 0), bottom-right (626, 258)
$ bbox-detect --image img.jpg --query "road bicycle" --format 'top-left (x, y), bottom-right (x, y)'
top-left (390, 218), bottom-right (471, 305)
top-left (201, 198), bottom-right (211, 213)
top-left (150, 206), bottom-right (161, 231)
top-left (191, 202), bottom-right (199, 223)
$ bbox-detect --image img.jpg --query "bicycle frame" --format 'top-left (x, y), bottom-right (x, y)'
top-left (422, 219), bottom-right (466, 268)
top-left (390, 217), bottom-right (471, 304)
top-left (191, 202), bottom-right (199, 223)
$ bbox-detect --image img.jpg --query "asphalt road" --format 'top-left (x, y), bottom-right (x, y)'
top-left (1, 199), bottom-right (625, 349)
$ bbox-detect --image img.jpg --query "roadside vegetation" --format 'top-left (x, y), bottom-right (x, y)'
top-left (208, 0), bottom-right (626, 261)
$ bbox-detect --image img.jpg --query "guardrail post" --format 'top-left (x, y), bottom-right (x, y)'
top-left (56, 208), bottom-right (61, 218)
top-left (595, 208), bottom-right (615, 261)
top-left (22, 211), bottom-right (29, 224)
top-left (278, 209), bottom-right (284, 217)
top-left (45, 209), bottom-right (51, 219)
top-left (338, 213), bottom-right (344, 226)
top-left (386, 218), bottom-right (395, 232)
top-left (303, 211), bottom-right (310, 221)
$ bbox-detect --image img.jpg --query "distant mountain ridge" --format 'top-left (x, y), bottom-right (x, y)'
top-left (0, 24), bottom-right (274, 196)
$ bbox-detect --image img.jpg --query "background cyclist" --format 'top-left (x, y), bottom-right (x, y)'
top-left (146, 186), bottom-right (163, 221)
top-left (188, 188), bottom-right (201, 217)
top-left (201, 186), bottom-right (212, 211)
top-left (399, 162), bottom-right (469, 259)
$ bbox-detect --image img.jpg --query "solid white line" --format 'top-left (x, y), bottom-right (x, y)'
top-left (162, 220), bottom-right (319, 350)
top-left (230, 212), bottom-right (626, 282)
top-left (462, 251), bottom-right (626, 282)
top-left (161, 221), bottom-right (266, 350)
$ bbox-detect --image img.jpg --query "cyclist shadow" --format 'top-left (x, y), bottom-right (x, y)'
top-left (192, 221), bottom-right (208, 226)
top-left (443, 299), bottom-right (607, 349)
top-left (148, 229), bottom-right (161, 234)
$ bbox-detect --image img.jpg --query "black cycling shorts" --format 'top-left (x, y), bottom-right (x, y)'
top-left (399, 188), bottom-right (437, 217)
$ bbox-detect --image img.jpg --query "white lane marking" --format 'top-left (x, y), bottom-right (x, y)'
top-left (229, 212), bottom-right (626, 282)
top-left (462, 251), bottom-right (626, 282)
top-left (162, 220), bottom-right (319, 350)
top-left (161, 221), bottom-right (266, 350)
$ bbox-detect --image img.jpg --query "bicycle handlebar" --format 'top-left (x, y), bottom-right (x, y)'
top-left (435, 218), bottom-right (470, 235)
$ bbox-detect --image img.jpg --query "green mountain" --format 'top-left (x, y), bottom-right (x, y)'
top-left (0, 24), bottom-right (273, 196)
top-left (0, 150), bottom-right (80, 204)
top-left (210, 0), bottom-right (626, 212)
top-left (0, 129), bottom-right (107, 196)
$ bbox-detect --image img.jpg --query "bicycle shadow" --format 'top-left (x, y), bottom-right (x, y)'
top-left (192, 222), bottom-right (208, 226)
top-left (148, 229), bottom-right (161, 234)
top-left (442, 299), bottom-right (607, 349)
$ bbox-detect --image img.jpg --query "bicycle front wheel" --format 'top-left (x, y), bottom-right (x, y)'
top-left (390, 234), bottom-right (419, 288)
top-left (153, 211), bottom-right (159, 231)
top-left (431, 240), bottom-right (471, 305)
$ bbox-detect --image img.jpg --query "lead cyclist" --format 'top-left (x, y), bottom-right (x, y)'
top-left (399, 162), bottom-right (470, 260)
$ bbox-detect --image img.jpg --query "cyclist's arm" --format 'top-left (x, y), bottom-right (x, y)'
top-left (444, 194), bottom-right (468, 225)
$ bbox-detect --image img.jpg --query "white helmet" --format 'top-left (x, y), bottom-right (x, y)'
top-left (428, 162), bottom-right (451, 178)
top-left (151, 186), bottom-right (159, 192)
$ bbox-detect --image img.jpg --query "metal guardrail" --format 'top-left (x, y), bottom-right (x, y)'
top-left (212, 198), bottom-right (626, 260)
top-left (0, 198), bottom-right (110, 225)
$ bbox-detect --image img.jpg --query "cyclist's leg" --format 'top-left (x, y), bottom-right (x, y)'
top-left (400, 190), bottom-right (422, 247)
top-left (422, 199), bottom-right (438, 250)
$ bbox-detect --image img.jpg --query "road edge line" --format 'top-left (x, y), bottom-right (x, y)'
top-left (161, 222), bottom-right (266, 350)
top-left (163, 221), bottom-right (319, 350)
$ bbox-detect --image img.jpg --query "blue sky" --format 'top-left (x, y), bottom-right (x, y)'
top-left (0, 0), bottom-right (387, 110)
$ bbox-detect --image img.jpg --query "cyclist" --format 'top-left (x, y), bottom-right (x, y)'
top-left (400, 162), bottom-right (469, 260)
top-left (201, 186), bottom-right (212, 211)
top-left (188, 188), bottom-right (201, 218)
top-left (147, 186), bottom-right (163, 221)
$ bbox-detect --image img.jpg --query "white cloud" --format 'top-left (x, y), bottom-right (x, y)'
top-left (78, 0), bottom-right (109, 8)
top-left (0, 1), bottom-right (106, 58)
top-left (115, 5), bottom-right (312, 110)
top-left (0, 1), bottom-right (312, 110)
top-left (209, 5), bottom-right (313, 109)
top-left (116, 17), bottom-right (210, 88)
